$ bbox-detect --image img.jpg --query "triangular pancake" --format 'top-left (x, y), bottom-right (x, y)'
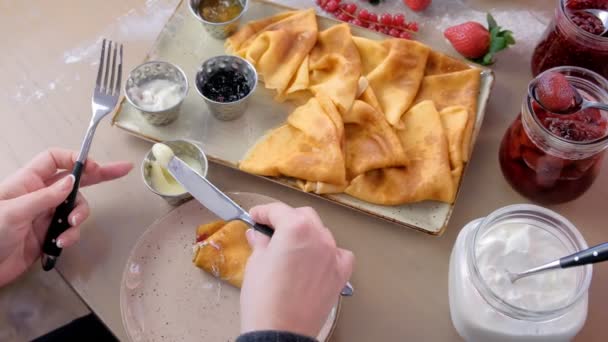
top-left (343, 91), bottom-right (408, 179)
top-left (424, 50), bottom-right (471, 76)
top-left (439, 106), bottom-right (469, 187)
top-left (193, 220), bottom-right (251, 288)
top-left (353, 37), bottom-right (430, 126)
top-left (225, 9), bottom-right (318, 97)
top-left (239, 95), bottom-right (346, 185)
top-left (307, 23), bottom-right (361, 113)
top-left (345, 101), bottom-right (455, 205)
top-left (413, 68), bottom-right (481, 161)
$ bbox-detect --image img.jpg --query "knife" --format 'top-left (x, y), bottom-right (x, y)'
top-left (165, 154), bottom-right (354, 297)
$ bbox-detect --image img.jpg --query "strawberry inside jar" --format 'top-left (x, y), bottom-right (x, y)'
top-left (499, 66), bottom-right (608, 204)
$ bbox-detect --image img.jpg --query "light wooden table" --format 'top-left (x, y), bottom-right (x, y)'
top-left (1, 0), bottom-right (606, 341)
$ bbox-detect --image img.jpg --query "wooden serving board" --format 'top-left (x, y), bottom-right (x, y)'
top-left (112, 0), bottom-right (494, 235)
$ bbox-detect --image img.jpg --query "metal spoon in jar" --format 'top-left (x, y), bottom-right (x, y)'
top-left (531, 78), bottom-right (608, 115)
top-left (507, 242), bottom-right (608, 283)
top-left (575, 9), bottom-right (608, 36)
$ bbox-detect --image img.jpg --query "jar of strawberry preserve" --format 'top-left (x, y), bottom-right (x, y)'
top-left (532, 0), bottom-right (608, 78)
top-left (499, 66), bottom-right (608, 204)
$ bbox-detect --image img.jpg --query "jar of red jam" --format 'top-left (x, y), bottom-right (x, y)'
top-left (499, 66), bottom-right (608, 204)
top-left (531, 0), bottom-right (608, 78)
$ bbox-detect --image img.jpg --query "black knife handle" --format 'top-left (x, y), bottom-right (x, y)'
top-left (41, 161), bottom-right (84, 271)
top-left (253, 222), bottom-right (274, 237)
top-left (560, 242), bottom-right (608, 268)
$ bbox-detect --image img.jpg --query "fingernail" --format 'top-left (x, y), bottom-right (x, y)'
top-left (70, 214), bottom-right (79, 227)
top-left (56, 239), bottom-right (63, 248)
top-left (245, 229), bottom-right (255, 245)
top-left (60, 175), bottom-right (75, 191)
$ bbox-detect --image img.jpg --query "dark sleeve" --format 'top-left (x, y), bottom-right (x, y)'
top-left (236, 331), bottom-right (318, 342)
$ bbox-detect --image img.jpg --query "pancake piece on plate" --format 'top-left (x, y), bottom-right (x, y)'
top-left (193, 220), bottom-right (251, 288)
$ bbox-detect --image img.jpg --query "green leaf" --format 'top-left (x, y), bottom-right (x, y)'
top-left (504, 32), bottom-right (516, 45)
top-left (489, 36), bottom-right (507, 53)
top-left (487, 13), bottom-right (498, 31)
top-left (483, 53), bottom-right (494, 65)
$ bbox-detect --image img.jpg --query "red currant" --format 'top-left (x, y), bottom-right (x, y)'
top-left (380, 13), bottom-right (392, 26)
top-left (344, 3), bottom-right (357, 14)
top-left (351, 18), bottom-right (363, 26)
top-left (337, 12), bottom-right (350, 21)
top-left (393, 14), bottom-right (405, 27)
top-left (360, 20), bottom-right (369, 28)
top-left (410, 22), bottom-right (419, 32)
top-left (389, 28), bottom-right (401, 37)
top-left (368, 13), bottom-right (378, 23)
top-left (358, 9), bottom-right (370, 21)
top-left (325, 0), bottom-right (339, 12)
top-left (399, 31), bottom-right (412, 39)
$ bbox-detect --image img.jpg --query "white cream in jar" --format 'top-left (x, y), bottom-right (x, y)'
top-left (150, 143), bottom-right (203, 195)
top-left (129, 79), bottom-right (184, 111)
top-left (449, 204), bottom-right (591, 342)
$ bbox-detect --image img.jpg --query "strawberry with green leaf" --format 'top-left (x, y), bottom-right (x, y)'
top-left (444, 13), bottom-right (515, 66)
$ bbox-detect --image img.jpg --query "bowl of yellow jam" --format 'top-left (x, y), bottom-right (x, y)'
top-left (141, 140), bottom-right (209, 205)
top-left (188, 0), bottom-right (247, 39)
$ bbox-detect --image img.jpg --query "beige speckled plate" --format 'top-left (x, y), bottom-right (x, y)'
top-left (112, 0), bottom-right (494, 235)
top-left (119, 192), bottom-right (339, 342)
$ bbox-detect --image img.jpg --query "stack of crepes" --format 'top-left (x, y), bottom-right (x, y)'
top-left (227, 9), bottom-right (481, 205)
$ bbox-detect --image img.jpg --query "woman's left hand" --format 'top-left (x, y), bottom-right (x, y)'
top-left (0, 148), bottom-right (132, 286)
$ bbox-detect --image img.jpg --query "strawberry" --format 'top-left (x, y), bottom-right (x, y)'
top-left (535, 72), bottom-right (578, 113)
top-left (443, 14), bottom-right (515, 65)
top-left (444, 22), bottom-right (490, 59)
top-left (403, 0), bottom-right (431, 11)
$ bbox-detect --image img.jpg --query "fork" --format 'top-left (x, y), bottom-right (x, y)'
top-left (42, 39), bottom-right (123, 271)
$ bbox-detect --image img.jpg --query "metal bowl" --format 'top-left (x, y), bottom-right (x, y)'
top-left (141, 140), bottom-right (209, 205)
top-left (188, 0), bottom-right (248, 39)
top-left (125, 61), bottom-right (189, 126)
top-left (195, 55), bottom-right (258, 121)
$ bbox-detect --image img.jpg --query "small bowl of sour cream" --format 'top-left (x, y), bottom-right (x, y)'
top-left (125, 61), bottom-right (189, 126)
top-left (142, 140), bottom-right (208, 205)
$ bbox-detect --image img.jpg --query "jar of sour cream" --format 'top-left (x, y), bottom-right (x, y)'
top-left (449, 204), bottom-right (592, 342)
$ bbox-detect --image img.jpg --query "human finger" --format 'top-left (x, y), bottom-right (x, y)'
top-left (245, 228), bottom-right (270, 251)
top-left (24, 148), bottom-right (79, 180)
top-left (2, 175), bottom-right (74, 225)
top-left (45, 161), bottom-right (133, 187)
top-left (56, 226), bottom-right (81, 248)
top-left (68, 193), bottom-right (90, 227)
top-left (335, 248), bottom-right (355, 287)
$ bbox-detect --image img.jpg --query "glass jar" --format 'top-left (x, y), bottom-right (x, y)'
top-left (499, 66), bottom-right (608, 204)
top-left (449, 204), bottom-right (591, 342)
top-left (531, 0), bottom-right (608, 78)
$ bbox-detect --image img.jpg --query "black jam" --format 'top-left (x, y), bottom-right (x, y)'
top-left (199, 69), bottom-right (250, 103)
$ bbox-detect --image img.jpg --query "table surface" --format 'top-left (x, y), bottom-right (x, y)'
top-left (1, 0), bottom-right (607, 341)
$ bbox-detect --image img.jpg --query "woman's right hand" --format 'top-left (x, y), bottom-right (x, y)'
top-left (240, 203), bottom-right (354, 338)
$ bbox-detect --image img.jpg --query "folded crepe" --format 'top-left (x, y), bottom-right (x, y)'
top-left (225, 9), bottom-right (318, 98)
top-left (424, 50), bottom-right (471, 76)
top-left (353, 37), bottom-right (430, 126)
top-left (193, 220), bottom-right (251, 288)
top-left (239, 95), bottom-right (347, 186)
top-left (345, 101), bottom-right (455, 205)
top-left (413, 68), bottom-right (481, 161)
top-left (343, 88), bottom-right (408, 180)
top-left (439, 106), bottom-right (469, 187)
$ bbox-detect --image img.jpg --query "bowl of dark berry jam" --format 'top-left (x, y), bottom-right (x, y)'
top-left (532, 0), bottom-right (608, 78)
top-left (499, 66), bottom-right (608, 204)
top-left (195, 55), bottom-right (257, 121)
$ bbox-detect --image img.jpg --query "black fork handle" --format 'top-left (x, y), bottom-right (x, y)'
top-left (41, 162), bottom-right (85, 271)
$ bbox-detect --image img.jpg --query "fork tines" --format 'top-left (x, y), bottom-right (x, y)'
top-left (96, 39), bottom-right (123, 96)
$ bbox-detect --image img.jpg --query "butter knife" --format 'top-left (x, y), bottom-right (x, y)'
top-left (166, 155), bottom-right (354, 297)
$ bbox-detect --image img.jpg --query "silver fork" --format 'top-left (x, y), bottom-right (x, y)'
top-left (42, 39), bottom-right (123, 271)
